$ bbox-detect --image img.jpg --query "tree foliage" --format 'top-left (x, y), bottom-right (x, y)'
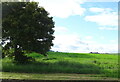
top-left (2, 2), bottom-right (55, 63)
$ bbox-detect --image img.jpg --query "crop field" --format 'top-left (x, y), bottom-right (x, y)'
top-left (1, 52), bottom-right (119, 80)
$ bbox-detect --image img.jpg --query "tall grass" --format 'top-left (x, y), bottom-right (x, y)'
top-left (2, 52), bottom-right (119, 78)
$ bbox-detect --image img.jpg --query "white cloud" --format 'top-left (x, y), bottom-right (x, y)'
top-left (88, 44), bottom-right (118, 53)
top-left (32, 0), bottom-right (86, 18)
top-left (89, 8), bottom-right (105, 13)
top-left (99, 27), bottom-right (118, 30)
top-left (85, 36), bottom-right (93, 40)
top-left (89, 8), bottom-right (113, 13)
top-left (53, 34), bottom-right (86, 47)
top-left (51, 26), bottom-right (118, 53)
top-left (84, 40), bottom-right (96, 44)
top-left (54, 26), bottom-right (68, 33)
top-left (110, 40), bottom-right (117, 43)
top-left (85, 12), bottom-right (117, 26)
top-left (51, 34), bottom-right (89, 53)
top-left (85, 8), bottom-right (118, 26)
top-left (51, 33), bottom-right (118, 53)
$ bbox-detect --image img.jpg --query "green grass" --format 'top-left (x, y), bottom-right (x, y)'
top-left (1, 52), bottom-right (119, 80)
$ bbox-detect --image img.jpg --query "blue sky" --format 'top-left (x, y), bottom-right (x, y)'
top-left (32, 0), bottom-right (118, 53)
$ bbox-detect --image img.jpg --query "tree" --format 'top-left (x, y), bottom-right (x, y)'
top-left (2, 2), bottom-right (55, 63)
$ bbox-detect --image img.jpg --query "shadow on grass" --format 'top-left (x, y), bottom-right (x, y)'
top-left (3, 60), bottom-right (102, 74)
top-left (67, 53), bottom-right (95, 58)
top-left (42, 58), bottom-right (57, 60)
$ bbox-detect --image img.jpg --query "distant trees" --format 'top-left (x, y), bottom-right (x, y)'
top-left (2, 2), bottom-right (55, 63)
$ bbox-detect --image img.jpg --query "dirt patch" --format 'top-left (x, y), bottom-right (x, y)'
top-left (1, 79), bottom-right (119, 82)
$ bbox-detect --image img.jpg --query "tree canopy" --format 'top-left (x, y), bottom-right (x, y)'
top-left (2, 2), bottom-right (55, 63)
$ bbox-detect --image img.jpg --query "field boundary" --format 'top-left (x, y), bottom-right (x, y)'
top-left (1, 79), bottom-right (120, 82)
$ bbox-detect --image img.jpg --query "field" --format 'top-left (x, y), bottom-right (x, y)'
top-left (1, 52), bottom-right (119, 80)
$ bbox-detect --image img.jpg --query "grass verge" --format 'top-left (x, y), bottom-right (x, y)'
top-left (1, 72), bottom-right (118, 80)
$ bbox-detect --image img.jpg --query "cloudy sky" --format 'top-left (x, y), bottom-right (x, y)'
top-left (31, 0), bottom-right (118, 53)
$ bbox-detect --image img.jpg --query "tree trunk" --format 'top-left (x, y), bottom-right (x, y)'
top-left (14, 44), bottom-right (18, 61)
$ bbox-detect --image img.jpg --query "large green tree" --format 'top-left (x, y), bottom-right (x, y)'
top-left (2, 2), bottom-right (55, 63)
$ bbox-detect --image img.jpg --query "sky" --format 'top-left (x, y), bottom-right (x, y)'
top-left (31, 0), bottom-right (118, 53)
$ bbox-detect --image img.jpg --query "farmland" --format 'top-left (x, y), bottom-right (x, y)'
top-left (1, 52), bottom-right (119, 80)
